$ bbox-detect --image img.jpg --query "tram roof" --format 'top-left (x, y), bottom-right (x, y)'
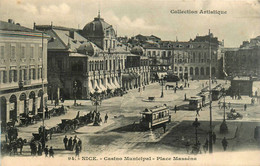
top-left (140, 105), bottom-right (168, 114)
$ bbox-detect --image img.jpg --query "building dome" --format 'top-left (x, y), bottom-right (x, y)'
top-left (77, 42), bottom-right (100, 56)
top-left (130, 46), bottom-right (144, 55)
top-left (82, 16), bottom-right (116, 39)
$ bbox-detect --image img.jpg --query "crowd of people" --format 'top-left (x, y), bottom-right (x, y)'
top-left (63, 135), bottom-right (82, 157)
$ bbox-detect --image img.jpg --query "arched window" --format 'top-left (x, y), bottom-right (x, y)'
top-left (200, 67), bottom-right (204, 75)
top-left (190, 67), bottom-right (193, 75)
top-left (195, 67), bottom-right (199, 75)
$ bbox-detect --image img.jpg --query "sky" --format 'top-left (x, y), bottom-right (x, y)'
top-left (0, 0), bottom-right (260, 47)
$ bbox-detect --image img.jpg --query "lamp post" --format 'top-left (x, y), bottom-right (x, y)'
top-left (220, 88), bottom-right (228, 133)
top-left (160, 77), bottom-right (165, 98)
top-left (73, 81), bottom-right (78, 106)
top-left (91, 87), bottom-right (102, 125)
top-left (192, 117), bottom-right (200, 145)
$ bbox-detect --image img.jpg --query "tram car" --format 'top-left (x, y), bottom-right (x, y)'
top-left (200, 92), bottom-right (210, 107)
top-left (212, 84), bottom-right (223, 101)
top-left (140, 105), bottom-right (171, 130)
top-left (188, 96), bottom-right (203, 110)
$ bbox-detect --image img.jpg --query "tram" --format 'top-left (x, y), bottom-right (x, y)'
top-left (140, 105), bottom-right (171, 130)
top-left (200, 92), bottom-right (210, 106)
top-left (212, 84), bottom-right (223, 101)
top-left (188, 96), bottom-right (203, 110)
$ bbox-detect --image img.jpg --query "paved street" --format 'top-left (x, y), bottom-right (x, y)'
top-left (2, 80), bottom-right (260, 157)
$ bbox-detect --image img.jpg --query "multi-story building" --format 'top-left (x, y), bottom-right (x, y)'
top-left (0, 20), bottom-right (48, 127)
top-left (143, 42), bottom-right (173, 81)
top-left (142, 33), bottom-right (223, 81)
top-left (35, 14), bottom-right (149, 100)
top-left (224, 36), bottom-right (260, 79)
top-left (169, 34), bottom-right (223, 80)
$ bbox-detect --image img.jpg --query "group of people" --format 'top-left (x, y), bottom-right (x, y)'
top-left (29, 140), bottom-right (54, 157)
top-left (184, 132), bottom-right (228, 154)
top-left (63, 135), bottom-right (82, 156)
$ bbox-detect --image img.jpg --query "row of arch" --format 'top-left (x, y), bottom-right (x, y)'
top-left (175, 67), bottom-right (216, 75)
top-left (1, 89), bottom-right (43, 125)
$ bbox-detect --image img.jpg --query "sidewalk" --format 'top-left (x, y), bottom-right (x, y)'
top-left (1, 104), bottom-right (79, 143)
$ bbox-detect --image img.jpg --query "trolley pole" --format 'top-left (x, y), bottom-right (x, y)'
top-left (208, 29), bottom-right (213, 153)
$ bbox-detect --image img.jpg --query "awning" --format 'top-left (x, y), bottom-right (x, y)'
top-left (106, 82), bottom-right (115, 90)
top-left (99, 80), bottom-right (107, 91)
top-left (94, 80), bottom-right (102, 93)
top-left (114, 78), bottom-right (120, 88)
top-left (110, 80), bottom-right (117, 89)
top-left (88, 81), bottom-right (95, 93)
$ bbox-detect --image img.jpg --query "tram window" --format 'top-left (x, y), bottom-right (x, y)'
top-left (162, 112), bottom-right (164, 117)
top-left (153, 114), bottom-right (156, 120)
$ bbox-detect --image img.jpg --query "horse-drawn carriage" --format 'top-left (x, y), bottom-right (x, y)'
top-left (227, 110), bottom-right (243, 120)
top-left (50, 106), bottom-right (66, 117)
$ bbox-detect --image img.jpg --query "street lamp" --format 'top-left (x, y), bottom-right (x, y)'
top-left (160, 77), bottom-right (165, 98)
top-left (220, 88), bottom-right (228, 133)
top-left (73, 81), bottom-right (78, 106)
top-left (192, 117), bottom-right (200, 145)
top-left (91, 87), bottom-right (102, 126)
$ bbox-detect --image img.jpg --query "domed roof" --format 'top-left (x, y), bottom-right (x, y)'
top-left (130, 46), bottom-right (144, 55)
top-left (82, 16), bottom-right (116, 38)
top-left (77, 42), bottom-right (101, 56)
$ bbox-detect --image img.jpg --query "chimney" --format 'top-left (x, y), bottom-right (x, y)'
top-left (8, 19), bottom-right (14, 24)
top-left (69, 30), bottom-right (74, 39)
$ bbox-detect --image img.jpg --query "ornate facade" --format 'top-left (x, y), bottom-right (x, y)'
top-left (0, 20), bottom-right (48, 126)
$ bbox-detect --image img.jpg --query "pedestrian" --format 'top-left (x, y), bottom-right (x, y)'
top-left (163, 124), bottom-right (166, 133)
top-left (174, 105), bottom-right (177, 114)
top-left (44, 106), bottom-right (48, 119)
top-left (203, 139), bottom-right (209, 153)
top-left (188, 83), bottom-right (190, 88)
top-left (218, 101), bottom-right (221, 109)
top-left (75, 145), bottom-right (80, 157)
top-left (49, 129), bottom-right (53, 140)
top-left (143, 86), bottom-right (145, 91)
top-left (49, 146), bottom-right (54, 158)
top-left (38, 143), bottom-right (42, 156)
top-left (228, 102), bottom-right (231, 109)
top-left (72, 136), bottom-right (77, 150)
top-left (104, 113), bottom-right (108, 123)
top-left (255, 91), bottom-right (258, 97)
top-left (174, 87), bottom-right (177, 93)
top-left (63, 135), bottom-right (68, 150)
top-left (78, 139), bottom-right (82, 152)
top-left (222, 137), bottom-right (228, 151)
top-left (44, 145), bottom-right (49, 157)
top-left (199, 103), bottom-right (202, 111)
top-left (212, 132), bottom-right (216, 144)
top-left (244, 104), bottom-right (247, 111)
top-left (184, 93), bottom-right (187, 101)
top-left (68, 137), bottom-right (73, 151)
top-left (196, 108), bottom-right (200, 117)
top-left (138, 87), bottom-right (141, 92)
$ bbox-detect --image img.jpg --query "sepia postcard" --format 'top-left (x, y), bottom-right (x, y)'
top-left (0, 0), bottom-right (260, 166)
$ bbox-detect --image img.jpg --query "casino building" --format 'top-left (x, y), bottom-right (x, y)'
top-left (35, 13), bottom-right (149, 100)
top-left (0, 20), bottom-right (48, 127)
